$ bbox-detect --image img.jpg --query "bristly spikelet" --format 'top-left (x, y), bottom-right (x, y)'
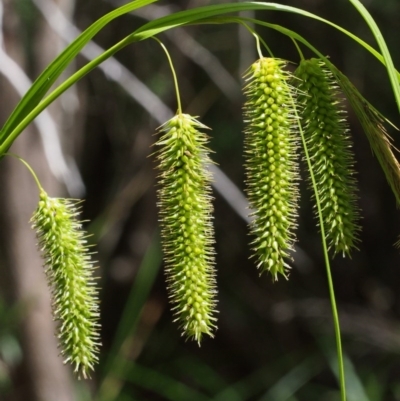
top-left (295, 58), bottom-right (360, 256)
top-left (155, 113), bottom-right (217, 344)
top-left (243, 57), bottom-right (300, 280)
top-left (31, 190), bottom-right (100, 379)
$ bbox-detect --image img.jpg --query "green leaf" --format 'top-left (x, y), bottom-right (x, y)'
top-left (122, 362), bottom-right (209, 401)
top-left (0, 0), bottom-right (157, 144)
top-left (2, 0), bottom-right (399, 155)
top-left (133, 2), bottom-right (319, 40)
top-left (133, 2), bottom-right (400, 83)
top-left (349, 0), bottom-right (400, 114)
top-left (97, 234), bottom-right (162, 401)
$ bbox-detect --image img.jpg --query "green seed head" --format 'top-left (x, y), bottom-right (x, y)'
top-left (155, 113), bottom-right (217, 344)
top-left (243, 58), bottom-right (300, 280)
top-left (32, 190), bottom-right (100, 379)
top-left (295, 58), bottom-right (360, 256)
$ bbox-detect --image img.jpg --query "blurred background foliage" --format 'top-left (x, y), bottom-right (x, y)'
top-left (0, 0), bottom-right (400, 400)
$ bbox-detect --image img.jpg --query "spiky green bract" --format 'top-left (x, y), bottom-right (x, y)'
top-left (295, 58), bottom-right (360, 256)
top-left (155, 113), bottom-right (217, 344)
top-left (243, 57), bottom-right (300, 280)
top-left (31, 190), bottom-right (100, 379)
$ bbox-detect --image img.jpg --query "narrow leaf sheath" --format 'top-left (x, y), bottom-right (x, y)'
top-left (295, 59), bottom-right (360, 256)
top-left (155, 114), bottom-right (217, 343)
top-left (243, 58), bottom-right (299, 280)
top-left (31, 190), bottom-right (100, 379)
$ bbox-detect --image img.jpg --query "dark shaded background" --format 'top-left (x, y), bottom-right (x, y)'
top-left (0, 0), bottom-right (400, 400)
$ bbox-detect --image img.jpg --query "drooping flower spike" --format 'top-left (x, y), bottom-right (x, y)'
top-left (295, 58), bottom-right (360, 256)
top-left (243, 57), bottom-right (300, 280)
top-left (155, 113), bottom-right (217, 344)
top-left (32, 190), bottom-right (101, 379)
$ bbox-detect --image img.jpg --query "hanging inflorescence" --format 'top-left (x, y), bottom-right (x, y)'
top-left (294, 58), bottom-right (360, 255)
top-left (155, 113), bottom-right (217, 344)
top-left (32, 190), bottom-right (101, 379)
top-left (243, 57), bottom-right (300, 280)
top-left (25, 44), bottom-right (387, 365)
top-left (152, 54), bottom-right (364, 340)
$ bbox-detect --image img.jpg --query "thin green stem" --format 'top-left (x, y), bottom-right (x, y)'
top-left (152, 37), bottom-right (182, 115)
top-left (239, 22), bottom-right (273, 58)
top-left (291, 97), bottom-right (346, 401)
top-left (4, 153), bottom-right (43, 191)
top-left (216, 17), bottom-right (326, 63)
top-left (292, 38), bottom-right (305, 61)
top-left (254, 33), bottom-right (263, 59)
top-left (259, 37), bottom-right (273, 58)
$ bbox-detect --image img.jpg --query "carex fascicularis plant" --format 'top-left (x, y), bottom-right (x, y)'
top-left (32, 189), bottom-right (100, 379)
top-left (155, 113), bottom-right (217, 343)
top-left (243, 57), bottom-right (300, 280)
top-left (1, 5), bottom-right (398, 400)
top-left (295, 58), bottom-right (360, 256)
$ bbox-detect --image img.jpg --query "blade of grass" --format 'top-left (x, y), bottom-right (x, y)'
top-left (318, 337), bottom-right (371, 401)
top-left (116, 394), bottom-right (135, 401)
top-left (171, 355), bottom-right (230, 395)
top-left (259, 356), bottom-right (324, 401)
top-left (343, 355), bottom-right (371, 401)
top-left (0, 0), bottom-right (157, 143)
top-left (3, 1), bottom-right (399, 155)
top-left (132, 1), bottom-right (400, 84)
top-left (349, 0), bottom-right (400, 114)
top-left (120, 362), bottom-right (210, 401)
top-left (96, 232), bottom-right (162, 401)
top-left (106, 233), bottom-right (162, 366)
top-left (0, 34), bottom-right (137, 154)
top-left (213, 353), bottom-right (323, 401)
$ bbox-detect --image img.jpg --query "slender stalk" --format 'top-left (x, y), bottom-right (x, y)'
top-left (292, 39), bottom-right (305, 61)
top-left (4, 153), bottom-right (43, 191)
top-left (291, 97), bottom-right (346, 401)
top-left (152, 37), bottom-right (182, 114)
top-left (239, 22), bottom-right (273, 58)
top-left (253, 32), bottom-right (263, 59)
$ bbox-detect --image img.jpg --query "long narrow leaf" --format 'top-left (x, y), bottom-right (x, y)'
top-left (105, 233), bottom-right (162, 370)
top-left (3, 1), bottom-right (399, 155)
top-left (0, 0), bottom-right (157, 143)
top-left (122, 362), bottom-right (210, 401)
top-left (0, 35), bottom-right (136, 154)
top-left (132, 2), bottom-right (400, 82)
top-left (96, 233), bottom-right (162, 401)
top-left (349, 0), bottom-right (400, 114)
top-left (260, 356), bottom-right (324, 401)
